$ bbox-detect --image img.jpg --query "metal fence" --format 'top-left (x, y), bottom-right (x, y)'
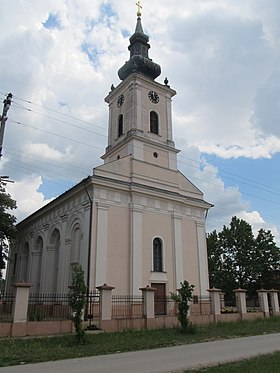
top-left (219, 294), bottom-right (237, 313)
top-left (84, 290), bottom-right (100, 329)
top-left (28, 293), bottom-right (72, 321)
top-left (0, 293), bottom-right (14, 322)
top-left (191, 295), bottom-right (211, 316)
top-left (246, 296), bottom-right (261, 313)
top-left (112, 295), bottom-right (144, 319)
top-left (165, 296), bottom-right (177, 316)
top-left (219, 293), bottom-right (262, 314)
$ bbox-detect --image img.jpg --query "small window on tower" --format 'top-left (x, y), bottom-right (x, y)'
top-left (150, 111), bottom-right (159, 134)
top-left (118, 114), bottom-right (124, 137)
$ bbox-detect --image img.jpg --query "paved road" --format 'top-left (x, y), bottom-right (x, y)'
top-left (1, 333), bottom-right (280, 373)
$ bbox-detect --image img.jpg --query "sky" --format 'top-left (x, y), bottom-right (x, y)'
top-left (0, 0), bottom-right (280, 244)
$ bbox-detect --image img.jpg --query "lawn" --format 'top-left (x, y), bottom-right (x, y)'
top-left (185, 351), bottom-right (280, 372)
top-left (0, 316), bottom-right (280, 367)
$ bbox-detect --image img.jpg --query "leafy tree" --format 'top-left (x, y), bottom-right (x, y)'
top-left (68, 263), bottom-right (87, 344)
top-left (0, 181), bottom-right (17, 279)
top-left (255, 229), bottom-right (280, 289)
top-left (207, 216), bottom-right (280, 298)
top-left (171, 280), bottom-right (195, 333)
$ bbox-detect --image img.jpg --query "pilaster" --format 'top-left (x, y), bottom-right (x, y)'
top-left (131, 205), bottom-right (143, 295)
top-left (196, 222), bottom-right (209, 297)
top-left (95, 203), bottom-right (109, 287)
top-left (57, 213), bottom-right (69, 293)
top-left (172, 213), bottom-right (184, 289)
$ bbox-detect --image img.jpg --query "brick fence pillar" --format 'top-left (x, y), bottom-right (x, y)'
top-left (96, 284), bottom-right (115, 330)
top-left (140, 286), bottom-right (156, 319)
top-left (12, 282), bottom-right (32, 337)
top-left (13, 283), bottom-right (32, 322)
top-left (207, 288), bottom-right (221, 321)
top-left (257, 289), bottom-right (270, 318)
top-left (269, 289), bottom-right (280, 316)
top-left (234, 288), bottom-right (247, 317)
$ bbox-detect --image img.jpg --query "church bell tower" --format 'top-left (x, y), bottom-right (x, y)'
top-left (102, 5), bottom-right (179, 172)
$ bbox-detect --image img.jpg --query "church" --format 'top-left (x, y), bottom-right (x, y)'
top-left (6, 6), bottom-right (212, 302)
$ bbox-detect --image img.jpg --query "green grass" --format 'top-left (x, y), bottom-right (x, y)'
top-left (185, 352), bottom-right (280, 372)
top-left (0, 316), bottom-right (280, 367)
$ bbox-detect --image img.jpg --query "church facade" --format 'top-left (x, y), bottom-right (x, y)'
top-left (6, 12), bottom-right (212, 300)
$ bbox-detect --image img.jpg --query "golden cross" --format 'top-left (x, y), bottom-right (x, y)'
top-left (136, 0), bottom-right (142, 17)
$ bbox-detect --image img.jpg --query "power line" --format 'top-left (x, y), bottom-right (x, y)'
top-left (4, 90), bottom-right (280, 195)
top-left (12, 101), bottom-right (107, 138)
top-left (7, 117), bottom-right (280, 207)
top-left (2, 91), bottom-right (280, 216)
top-left (5, 147), bottom-right (90, 175)
top-left (0, 90), bottom-right (107, 132)
top-left (10, 119), bottom-right (105, 151)
top-left (178, 154), bottom-right (280, 195)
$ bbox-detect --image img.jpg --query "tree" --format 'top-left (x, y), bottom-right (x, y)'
top-left (68, 263), bottom-right (87, 344)
top-left (255, 229), bottom-right (280, 289)
top-left (0, 181), bottom-right (17, 279)
top-left (170, 280), bottom-right (195, 332)
top-left (207, 217), bottom-right (280, 298)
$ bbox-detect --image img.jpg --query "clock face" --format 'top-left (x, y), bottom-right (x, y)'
top-left (117, 94), bottom-right (124, 107)
top-left (148, 90), bottom-right (159, 104)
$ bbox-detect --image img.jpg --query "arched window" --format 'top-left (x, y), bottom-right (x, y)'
top-left (35, 236), bottom-right (43, 252)
top-left (118, 114), bottom-right (123, 137)
top-left (70, 224), bottom-right (81, 264)
top-left (49, 228), bottom-right (61, 293)
top-left (153, 238), bottom-right (163, 272)
top-left (50, 228), bottom-right (60, 247)
top-left (150, 111), bottom-right (159, 134)
top-left (32, 236), bottom-right (43, 293)
top-left (20, 242), bottom-right (29, 282)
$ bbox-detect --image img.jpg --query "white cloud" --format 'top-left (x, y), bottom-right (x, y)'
top-left (0, 0), bottom-right (279, 242)
top-left (198, 136), bottom-right (280, 159)
top-left (23, 143), bottom-right (69, 161)
top-left (238, 210), bottom-right (280, 245)
top-left (5, 176), bottom-right (54, 222)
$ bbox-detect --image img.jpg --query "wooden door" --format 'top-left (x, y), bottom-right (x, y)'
top-left (152, 283), bottom-right (166, 315)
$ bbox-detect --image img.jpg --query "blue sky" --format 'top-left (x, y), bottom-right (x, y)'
top-left (0, 0), bottom-right (279, 243)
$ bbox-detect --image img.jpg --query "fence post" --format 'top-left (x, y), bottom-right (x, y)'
top-left (220, 292), bottom-right (225, 309)
top-left (12, 282), bottom-right (32, 337)
top-left (257, 289), bottom-right (270, 318)
top-left (234, 288), bottom-right (247, 317)
top-left (140, 286), bottom-right (156, 319)
top-left (96, 284), bottom-right (115, 330)
top-left (140, 285), bottom-right (157, 329)
top-left (207, 288), bottom-right (221, 321)
top-left (268, 289), bottom-right (280, 316)
top-left (12, 283), bottom-right (32, 322)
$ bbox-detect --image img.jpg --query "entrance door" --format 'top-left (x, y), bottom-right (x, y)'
top-left (152, 283), bottom-right (166, 315)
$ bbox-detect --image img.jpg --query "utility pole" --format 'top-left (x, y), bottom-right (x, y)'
top-left (0, 93), bottom-right (12, 159)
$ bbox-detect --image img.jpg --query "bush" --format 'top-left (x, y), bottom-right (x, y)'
top-left (68, 263), bottom-right (87, 344)
top-left (171, 280), bottom-right (195, 333)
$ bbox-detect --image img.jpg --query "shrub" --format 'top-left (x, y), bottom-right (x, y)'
top-left (68, 263), bottom-right (87, 344)
top-left (170, 280), bottom-right (195, 333)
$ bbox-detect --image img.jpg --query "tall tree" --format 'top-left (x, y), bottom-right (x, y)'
top-left (255, 229), bottom-right (280, 289)
top-left (0, 181), bottom-right (17, 278)
top-left (207, 216), bottom-right (280, 298)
